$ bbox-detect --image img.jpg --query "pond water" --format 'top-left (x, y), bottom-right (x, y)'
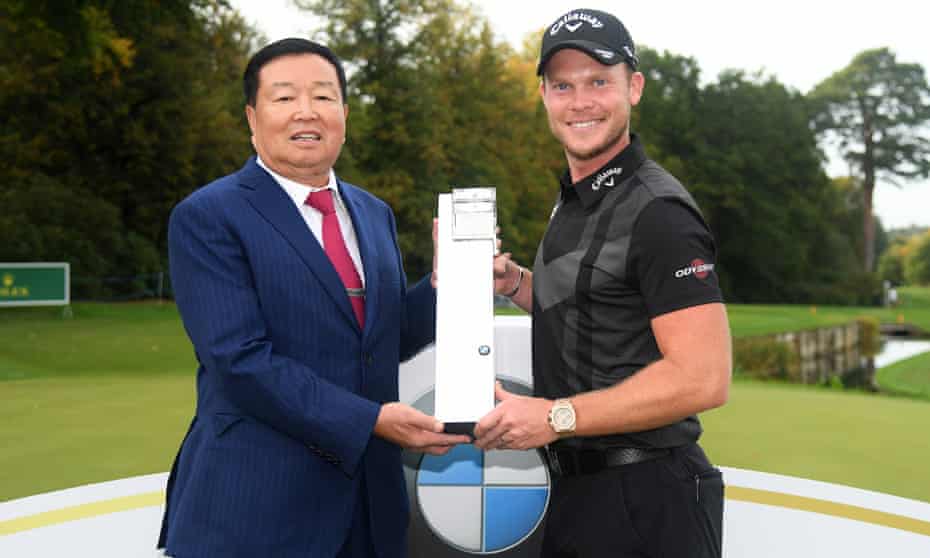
top-left (875, 338), bottom-right (930, 368)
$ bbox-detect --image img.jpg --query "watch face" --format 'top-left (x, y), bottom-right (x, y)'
top-left (553, 406), bottom-right (574, 430)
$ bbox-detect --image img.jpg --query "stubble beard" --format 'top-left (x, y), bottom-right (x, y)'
top-left (563, 119), bottom-right (628, 162)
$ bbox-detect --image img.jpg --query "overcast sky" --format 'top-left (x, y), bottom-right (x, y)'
top-left (231, 0), bottom-right (930, 229)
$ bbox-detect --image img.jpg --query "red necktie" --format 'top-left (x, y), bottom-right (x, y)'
top-left (305, 190), bottom-right (365, 329)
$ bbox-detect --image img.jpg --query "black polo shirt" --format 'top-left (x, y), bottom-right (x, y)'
top-left (531, 135), bottom-right (723, 450)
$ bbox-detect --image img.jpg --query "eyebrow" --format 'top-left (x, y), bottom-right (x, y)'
top-left (269, 80), bottom-right (337, 89)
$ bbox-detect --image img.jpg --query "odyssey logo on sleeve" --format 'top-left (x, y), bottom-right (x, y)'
top-left (674, 258), bottom-right (715, 280)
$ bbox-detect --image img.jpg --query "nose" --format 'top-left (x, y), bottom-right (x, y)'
top-left (294, 94), bottom-right (318, 120)
top-left (568, 86), bottom-right (595, 112)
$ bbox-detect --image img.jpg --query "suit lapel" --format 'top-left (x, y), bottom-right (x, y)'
top-left (236, 158), bottom-right (359, 332)
top-left (339, 179), bottom-right (380, 338)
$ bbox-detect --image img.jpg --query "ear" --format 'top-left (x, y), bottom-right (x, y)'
top-left (342, 103), bottom-right (350, 144)
top-left (629, 71), bottom-right (645, 107)
top-left (539, 78), bottom-right (549, 109)
top-left (245, 104), bottom-right (257, 135)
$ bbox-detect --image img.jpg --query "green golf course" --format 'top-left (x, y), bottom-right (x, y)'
top-left (2, 289), bottom-right (929, 503)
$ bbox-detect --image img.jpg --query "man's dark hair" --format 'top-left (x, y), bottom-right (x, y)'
top-left (243, 38), bottom-right (348, 107)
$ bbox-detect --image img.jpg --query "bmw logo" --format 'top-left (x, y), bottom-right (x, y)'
top-left (417, 441), bottom-right (549, 553)
top-left (402, 380), bottom-right (550, 557)
top-left (401, 317), bottom-right (548, 557)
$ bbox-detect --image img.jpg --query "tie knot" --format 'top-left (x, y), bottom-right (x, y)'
top-left (305, 189), bottom-right (336, 215)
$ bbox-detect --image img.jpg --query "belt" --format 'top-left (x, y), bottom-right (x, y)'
top-left (545, 445), bottom-right (670, 477)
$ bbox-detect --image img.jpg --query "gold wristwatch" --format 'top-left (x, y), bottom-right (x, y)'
top-left (547, 399), bottom-right (576, 435)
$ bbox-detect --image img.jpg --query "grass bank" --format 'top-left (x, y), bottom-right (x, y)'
top-left (502, 285), bottom-right (930, 337)
top-left (1, 303), bottom-right (196, 500)
top-left (2, 291), bottom-right (930, 503)
top-left (726, 286), bottom-right (930, 337)
top-left (1, 375), bottom-right (194, 498)
top-left (876, 350), bottom-right (930, 400)
top-left (700, 378), bottom-right (930, 502)
top-left (0, 303), bottom-right (194, 380)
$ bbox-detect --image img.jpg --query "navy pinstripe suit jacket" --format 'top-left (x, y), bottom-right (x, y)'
top-left (158, 157), bottom-right (436, 558)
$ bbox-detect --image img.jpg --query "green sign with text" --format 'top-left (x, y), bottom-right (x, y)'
top-left (0, 263), bottom-right (70, 307)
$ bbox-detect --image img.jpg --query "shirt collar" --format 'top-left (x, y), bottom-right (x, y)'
top-left (256, 156), bottom-right (344, 211)
top-left (559, 134), bottom-right (647, 210)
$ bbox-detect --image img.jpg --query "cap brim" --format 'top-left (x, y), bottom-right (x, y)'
top-left (536, 41), bottom-right (624, 76)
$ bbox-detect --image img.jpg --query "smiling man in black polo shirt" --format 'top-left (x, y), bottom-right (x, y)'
top-left (475, 8), bottom-right (732, 558)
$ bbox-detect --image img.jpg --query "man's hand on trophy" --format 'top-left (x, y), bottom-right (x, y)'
top-left (493, 233), bottom-right (519, 296)
top-left (493, 253), bottom-right (512, 290)
top-left (374, 402), bottom-right (471, 455)
top-left (473, 383), bottom-right (558, 451)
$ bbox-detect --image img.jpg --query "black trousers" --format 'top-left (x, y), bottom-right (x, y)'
top-left (541, 443), bottom-right (724, 558)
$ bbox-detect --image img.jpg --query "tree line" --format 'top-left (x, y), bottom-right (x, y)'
top-left (880, 228), bottom-right (930, 286)
top-left (2, 0), bottom-right (928, 303)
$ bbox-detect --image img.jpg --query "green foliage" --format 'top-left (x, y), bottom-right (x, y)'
top-left (810, 48), bottom-right (930, 183)
top-left (879, 242), bottom-right (908, 285)
top-left (633, 55), bottom-right (885, 304)
top-left (792, 177), bottom-right (882, 305)
top-left (798, 270), bottom-right (882, 307)
top-left (858, 317), bottom-right (881, 357)
top-left (634, 47), bottom-right (703, 184)
top-left (904, 231), bottom-right (930, 285)
top-left (894, 285), bottom-right (930, 316)
top-left (0, 0), bottom-right (257, 297)
top-left (298, 0), bottom-right (560, 276)
top-left (1, 0), bottom-right (919, 305)
top-left (887, 225), bottom-right (929, 244)
top-left (809, 48), bottom-right (930, 271)
top-left (732, 337), bottom-right (799, 380)
top-left (684, 70), bottom-right (863, 303)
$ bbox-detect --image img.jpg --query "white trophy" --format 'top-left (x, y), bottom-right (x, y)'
top-left (434, 187), bottom-right (497, 434)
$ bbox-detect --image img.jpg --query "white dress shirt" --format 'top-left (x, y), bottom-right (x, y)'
top-left (256, 157), bottom-right (365, 285)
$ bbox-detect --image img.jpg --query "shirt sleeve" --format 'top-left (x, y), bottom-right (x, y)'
top-left (627, 197), bottom-right (724, 318)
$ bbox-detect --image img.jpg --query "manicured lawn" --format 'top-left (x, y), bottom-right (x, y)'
top-left (0, 303), bottom-right (195, 380)
top-left (876, 350), bottom-right (930, 400)
top-left (700, 379), bottom-right (930, 502)
top-left (1, 303), bottom-right (197, 501)
top-left (726, 304), bottom-right (873, 336)
top-left (1, 375), bottom-right (194, 500)
top-left (726, 286), bottom-right (930, 337)
top-left (2, 293), bottom-right (930, 503)
top-left (503, 286), bottom-right (930, 337)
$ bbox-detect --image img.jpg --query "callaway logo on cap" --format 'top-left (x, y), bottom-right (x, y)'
top-left (537, 9), bottom-right (639, 76)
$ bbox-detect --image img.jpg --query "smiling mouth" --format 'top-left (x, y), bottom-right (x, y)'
top-left (291, 133), bottom-right (321, 142)
top-left (568, 119), bottom-right (603, 129)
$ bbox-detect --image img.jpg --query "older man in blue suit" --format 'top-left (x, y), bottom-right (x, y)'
top-left (157, 38), bottom-right (470, 558)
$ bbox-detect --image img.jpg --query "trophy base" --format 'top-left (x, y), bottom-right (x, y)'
top-left (443, 422), bottom-right (476, 439)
